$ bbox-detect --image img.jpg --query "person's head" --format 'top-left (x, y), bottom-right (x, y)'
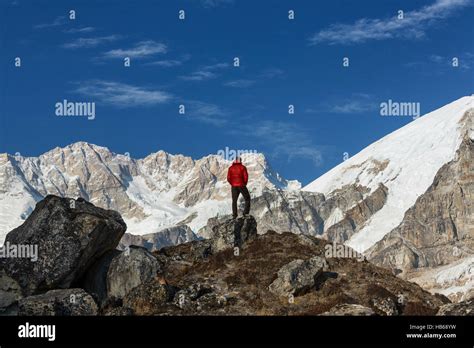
top-left (234, 156), bottom-right (242, 164)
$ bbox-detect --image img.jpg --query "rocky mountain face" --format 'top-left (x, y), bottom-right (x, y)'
top-left (303, 97), bottom-right (474, 300)
top-left (2, 195), bottom-right (466, 316)
top-left (118, 225), bottom-right (199, 252)
top-left (367, 126), bottom-right (474, 301)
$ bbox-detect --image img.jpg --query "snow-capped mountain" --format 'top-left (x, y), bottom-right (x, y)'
top-left (1, 95), bottom-right (473, 301)
top-left (0, 143), bottom-right (300, 244)
top-left (304, 95), bottom-right (474, 300)
top-left (304, 95), bottom-right (473, 252)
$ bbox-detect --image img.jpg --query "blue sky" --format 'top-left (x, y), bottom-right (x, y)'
top-left (1, 0), bottom-right (473, 185)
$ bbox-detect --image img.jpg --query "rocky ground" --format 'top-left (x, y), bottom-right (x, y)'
top-left (0, 195), bottom-right (472, 316)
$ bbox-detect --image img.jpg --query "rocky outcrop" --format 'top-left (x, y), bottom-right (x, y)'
top-left (144, 228), bottom-right (447, 316)
top-left (209, 215), bottom-right (257, 253)
top-left (320, 303), bottom-right (375, 316)
top-left (437, 299), bottom-right (474, 315)
top-left (18, 288), bottom-right (98, 316)
top-left (325, 184), bottom-right (388, 243)
top-left (118, 225), bottom-right (199, 252)
top-left (268, 256), bottom-right (325, 297)
top-left (0, 195), bottom-right (126, 296)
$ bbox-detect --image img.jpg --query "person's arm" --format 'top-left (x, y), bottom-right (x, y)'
top-left (227, 168), bottom-right (231, 184)
top-left (243, 166), bottom-right (248, 185)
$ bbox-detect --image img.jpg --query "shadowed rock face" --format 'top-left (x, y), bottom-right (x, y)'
top-left (0, 195), bottom-right (126, 296)
top-left (368, 134), bottom-right (474, 272)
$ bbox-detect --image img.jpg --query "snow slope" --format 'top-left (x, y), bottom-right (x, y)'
top-left (304, 96), bottom-right (474, 252)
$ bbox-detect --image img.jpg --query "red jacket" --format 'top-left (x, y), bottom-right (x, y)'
top-left (227, 162), bottom-right (248, 187)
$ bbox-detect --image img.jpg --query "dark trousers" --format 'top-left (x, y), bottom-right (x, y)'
top-left (231, 186), bottom-right (251, 218)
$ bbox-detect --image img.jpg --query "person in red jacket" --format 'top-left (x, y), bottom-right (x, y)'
top-left (227, 157), bottom-right (250, 219)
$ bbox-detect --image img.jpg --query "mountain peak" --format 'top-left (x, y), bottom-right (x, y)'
top-left (304, 96), bottom-right (473, 252)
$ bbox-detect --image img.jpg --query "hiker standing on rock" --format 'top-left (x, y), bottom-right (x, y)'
top-left (227, 157), bottom-right (250, 219)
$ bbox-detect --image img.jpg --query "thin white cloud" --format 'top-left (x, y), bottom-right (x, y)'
top-left (74, 80), bottom-right (173, 107)
top-left (180, 62), bottom-right (229, 81)
top-left (63, 35), bottom-right (120, 49)
top-left (145, 54), bottom-right (191, 67)
top-left (184, 101), bottom-right (229, 126)
top-left (145, 60), bottom-right (183, 67)
top-left (309, 0), bottom-right (472, 45)
top-left (306, 93), bottom-right (377, 114)
top-left (102, 40), bottom-right (167, 59)
top-left (34, 16), bottom-right (66, 29)
top-left (224, 79), bottom-right (256, 88)
top-left (64, 26), bottom-right (96, 34)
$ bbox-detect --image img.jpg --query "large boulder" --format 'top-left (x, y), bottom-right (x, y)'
top-left (107, 246), bottom-right (162, 300)
top-left (268, 256), bottom-right (326, 297)
top-left (0, 195), bottom-right (126, 296)
top-left (18, 288), bottom-right (98, 315)
top-left (209, 215), bottom-right (257, 253)
top-left (82, 246), bottom-right (162, 304)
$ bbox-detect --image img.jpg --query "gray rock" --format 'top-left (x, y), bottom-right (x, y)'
top-left (209, 215), bottom-right (257, 253)
top-left (122, 281), bottom-right (173, 315)
top-left (437, 299), bottom-right (474, 316)
top-left (18, 288), bottom-right (98, 316)
top-left (1, 195), bottom-right (126, 296)
top-left (0, 269), bottom-right (22, 311)
top-left (321, 303), bottom-right (375, 316)
top-left (370, 296), bottom-right (399, 315)
top-left (107, 246), bottom-right (162, 299)
top-left (268, 256), bottom-right (325, 297)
